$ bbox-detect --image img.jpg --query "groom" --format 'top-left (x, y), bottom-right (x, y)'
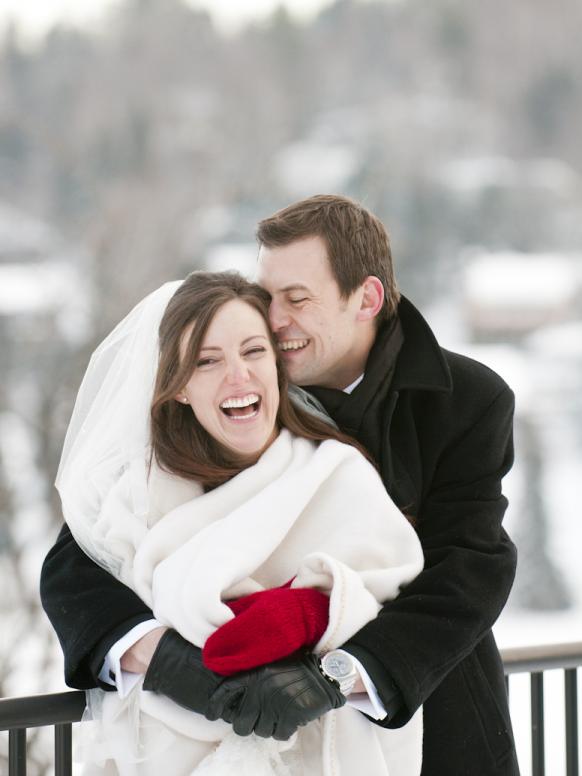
top-left (41, 194), bottom-right (519, 775)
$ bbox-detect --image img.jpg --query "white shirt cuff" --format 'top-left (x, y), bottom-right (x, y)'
top-left (98, 618), bottom-right (163, 699)
top-left (340, 651), bottom-right (388, 720)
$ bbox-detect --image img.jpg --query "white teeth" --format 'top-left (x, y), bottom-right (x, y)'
top-left (220, 393), bottom-right (259, 409)
top-left (226, 408), bottom-right (259, 421)
top-left (279, 339), bottom-right (309, 352)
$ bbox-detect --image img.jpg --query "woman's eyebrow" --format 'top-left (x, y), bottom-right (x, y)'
top-left (200, 335), bottom-right (268, 351)
top-left (241, 335), bottom-right (268, 345)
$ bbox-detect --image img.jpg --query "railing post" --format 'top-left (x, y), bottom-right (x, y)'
top-left (9, 728), bottom-right (27, 776)
top-left (565, 668), bottom-right (579, 776)
top-left (531, 672), bottom-right (545, 776)
top-left (55, 723), bottom-right (73, 776)
top-left (0, 691), bottom-right (85, 775)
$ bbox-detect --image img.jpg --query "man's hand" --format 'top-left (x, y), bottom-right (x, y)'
top-left (206, 652), bottom-right (346, 741)
top-left (143, 629), bottom-right (230, 716)
top-left (121, 626), bottom-right (168, 674)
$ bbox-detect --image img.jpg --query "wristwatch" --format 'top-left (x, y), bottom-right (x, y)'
top-left (319, 650), bottom-right (358, 696)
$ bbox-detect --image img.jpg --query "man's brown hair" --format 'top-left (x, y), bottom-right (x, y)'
top-left (150, 270), bottom-right (370, 490)
top-left (256, 194), bottom-right (400, 322)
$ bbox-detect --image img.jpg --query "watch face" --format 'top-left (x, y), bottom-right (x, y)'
top-left (324, 652), bottom-right (352, 679)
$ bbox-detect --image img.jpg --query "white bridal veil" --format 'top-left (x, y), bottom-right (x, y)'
top-left (55, 280), bottom-right (184, 574)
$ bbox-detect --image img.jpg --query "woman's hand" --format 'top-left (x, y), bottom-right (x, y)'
top-left (203, 586), bottom-right (329, 675)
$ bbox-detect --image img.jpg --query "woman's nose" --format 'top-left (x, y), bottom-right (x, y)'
top-left (225, 359), bottom-right (250, 384)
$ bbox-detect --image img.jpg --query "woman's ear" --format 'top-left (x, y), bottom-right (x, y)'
top-left (356, 276), bottom-right (384, 322)
top-left (175, 394), bottom-right (189, 405)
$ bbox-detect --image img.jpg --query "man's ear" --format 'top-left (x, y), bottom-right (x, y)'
top-left (356, 276), bottom-right (384, 322)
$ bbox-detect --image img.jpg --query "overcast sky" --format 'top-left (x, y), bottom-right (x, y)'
top-left (0, 0), bottom-right (340, 40)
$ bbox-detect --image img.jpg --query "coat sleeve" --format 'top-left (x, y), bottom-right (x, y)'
top-left (343, 385), bottom-right (516, 726)
top-left (40, 522), bottom-right (153, 689)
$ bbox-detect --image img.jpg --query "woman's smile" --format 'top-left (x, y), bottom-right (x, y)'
top-left (219, 392), bottom-right (262, 420)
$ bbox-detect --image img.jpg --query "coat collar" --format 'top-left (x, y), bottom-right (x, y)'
top-left (389, 296), bottom-right (452, 393)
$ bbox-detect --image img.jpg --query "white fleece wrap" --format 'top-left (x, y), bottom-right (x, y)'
top-left (72, 430), bottom-right (424, 776)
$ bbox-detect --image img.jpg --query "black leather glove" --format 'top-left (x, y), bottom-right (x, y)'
top-left (143, 629), bottom-right (238, 717)
top-left (206, 651), bottom-right (346, 741)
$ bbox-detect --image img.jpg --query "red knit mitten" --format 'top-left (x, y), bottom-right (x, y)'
top-left (202, 583), bottom-right (329, 675)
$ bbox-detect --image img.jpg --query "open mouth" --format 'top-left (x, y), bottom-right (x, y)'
top-left (219, 393), bottom-right (262, 421)
top-left (279, 338), bottom-right (310, 354)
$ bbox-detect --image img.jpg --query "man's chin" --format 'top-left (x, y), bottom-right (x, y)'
top-left (281, 350), bottom-right (320, 386)
top-left (288, 369), bottom-right (318, 387)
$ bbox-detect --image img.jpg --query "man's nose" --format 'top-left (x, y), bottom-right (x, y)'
top-left (269, 300), bottom-right (291, 331)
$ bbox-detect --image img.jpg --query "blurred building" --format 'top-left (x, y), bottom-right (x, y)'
top-left (0, 201), bottom-right (91, 377)
top-left (462, 249), bottom-right (582, 343)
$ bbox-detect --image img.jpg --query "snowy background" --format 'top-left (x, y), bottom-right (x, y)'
top-left (1, 1), bottom-right (581, 773)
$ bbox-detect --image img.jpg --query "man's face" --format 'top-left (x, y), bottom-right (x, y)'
top-left (257, 235), bottom-right (368, 389)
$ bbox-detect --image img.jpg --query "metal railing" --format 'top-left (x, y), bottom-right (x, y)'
top-left (503, 642), bottom-right (582, 776)
top-left (1, 642), bottom-right (581, 776)
top-left (0, 690), bottom-right (85, 775)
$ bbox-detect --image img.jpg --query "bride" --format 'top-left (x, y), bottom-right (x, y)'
top-left (55, 270), bottom-right (424, 775)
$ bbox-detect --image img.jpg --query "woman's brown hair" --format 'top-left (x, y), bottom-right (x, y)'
top-left (150, 270), bottom-right (370, 489)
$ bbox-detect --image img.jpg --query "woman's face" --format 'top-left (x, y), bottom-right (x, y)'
top-left (178, 299), bottom-right (280, 457)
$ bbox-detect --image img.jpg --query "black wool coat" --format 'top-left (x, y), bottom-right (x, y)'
top-left (40, 296), bottom-right (520, 776)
